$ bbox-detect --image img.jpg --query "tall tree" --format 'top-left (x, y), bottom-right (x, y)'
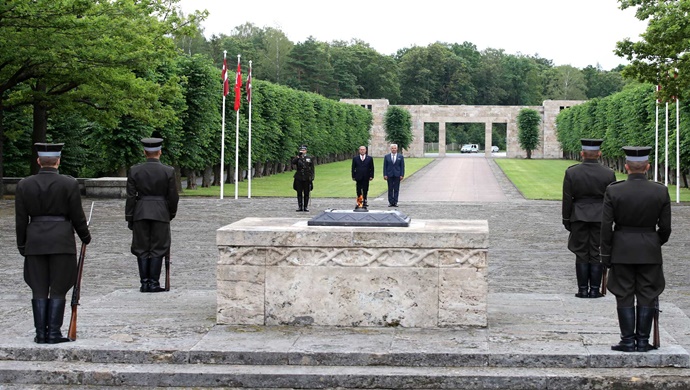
top-left (615, 0), bottom-right (690, 101)
top-left (384, 106), bottom-right (413, 151)
top-left (543, 65), bottom-right (587, 100)
top-left (517, 108), bottom-right (541, 159)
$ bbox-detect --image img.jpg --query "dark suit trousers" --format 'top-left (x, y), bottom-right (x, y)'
top-left (387, 176), bottom-right (401, 205)
top-left (608, 263), bottom-right (664, 307)
top-left (24, 254), bottom-right (77, 299)
top-left (131, 220), bottom-right (171, 258)
top-left (567, 221), bottom-right (601, 264)
top-left (356, 179), bottom-right (370, 199)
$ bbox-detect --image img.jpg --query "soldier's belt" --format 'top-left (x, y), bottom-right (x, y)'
top-left (31, 216), bottom-right (67, 222)
top-left (615, 226), bottom-right (656, 232)
top-left (138, 196), bottom-right (166, 201)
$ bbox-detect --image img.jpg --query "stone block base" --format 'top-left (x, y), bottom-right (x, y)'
top-left (217, 218), bottom-right (488, 328)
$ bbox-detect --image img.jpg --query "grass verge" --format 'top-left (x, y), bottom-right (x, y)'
top-left (182, 157), bottom-right (435, 198)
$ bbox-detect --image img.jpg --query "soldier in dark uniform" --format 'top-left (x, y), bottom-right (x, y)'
top-left (562, 139), bottom-right (616, 298)
top-left (125, 138), bottom-right (179, 293)
top-left (291, 145), bottom-right (315, 212)
top-left (601, 146), bottom-right (671, 352)
top-left (15, 143), bottom-right (91, 344)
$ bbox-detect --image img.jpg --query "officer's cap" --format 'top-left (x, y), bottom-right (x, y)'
top-left (622, 146), bottom-right (652, 162)
top-left (299, 145), bottom-right (307, 151)
top-left (581, 139), bottom-right (603, 151)
top-left (141, 137), bottom-right (164, 152)
top-left (35, 143), bottom-right (64, 157)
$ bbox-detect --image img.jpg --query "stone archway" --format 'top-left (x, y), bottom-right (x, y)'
top-left (341, 99), bottom-right (586, 158)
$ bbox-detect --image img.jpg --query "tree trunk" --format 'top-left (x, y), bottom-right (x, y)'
top-left (31, 84), bottom-right (49, 175)
top-left (185, 168), bottom-right (197, 190)
top-left (526, 149), bottom-right (532, 159)
top-left (226, 164), bottom-right (233, 183)
top-left (202, 166), bottom-right (212, 188)
top-left (213, 164), bottom-right (221, 186)
top-left (0, 105), bottom-right (4, 198)
top-left (173, 166), bottom-right (182, 193)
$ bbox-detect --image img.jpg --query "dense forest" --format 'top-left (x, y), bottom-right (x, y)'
top-left (0, 0), bottom-right (636, 191)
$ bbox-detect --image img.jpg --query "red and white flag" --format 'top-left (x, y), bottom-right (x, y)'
top-left (234, 59), bottom-right (242, 111)
top-left (246, 64), bottom-right (252, 103)
top-left (221, 56), bottom-right (229, 97)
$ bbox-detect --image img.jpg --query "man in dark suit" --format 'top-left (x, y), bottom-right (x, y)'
top-left (291, 145), bottom-right (315, 212)
top-left (126, 137), bottom-right (179, 293)
top-left (15, 143), bottom-right (91, 344)
top-left (562, 139), bottom-right (616, 298)
top-left (351, 146), bottom-right (374, 207)
top-left (601, 146), bottom-right (671, 353)
top-left (383, 143), bottom-right (404, 207)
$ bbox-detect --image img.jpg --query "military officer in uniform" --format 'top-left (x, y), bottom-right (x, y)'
top-left (291, 145), bottom-right (315, 212)
top-left (562, 139), bottom-right (616, 298)
top-left (15, 143), bottom-right (91, 344)
top-left (126, 137), bottom-right (179, 293)
top-left (601, 146), bottom-right (671, 352)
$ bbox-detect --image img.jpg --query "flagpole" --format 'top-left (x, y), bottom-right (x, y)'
top-left (247, 60), bottom-right (253, 199)
top-left (235, 54), bottom-right (241, 200)
top-left (665, 101), bottom-right (669, 186)
top-left (220, 50), bottom-right (228, 200)
top-left (677, 97), bottom-right (680, 203)
top-left (655, 85), bottom-right (659, 182)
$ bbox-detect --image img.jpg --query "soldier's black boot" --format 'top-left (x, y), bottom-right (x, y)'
top-left (137, 256), bottom-right (150, 292)
top-left (148, 257), bottom-right (166, 293)
top-left (46, 299), bottom-right (70, 344)
top-left (611, 307), bottom-right (636, 352)
top-left (296, 194), bottom-right (303, 212)
top-left (303, 194), bottom-right (310, 212)
top-left (574, 263), bottom-right (590, 298)
top-left (636, 306), bottom-right (656, 352)
top-left (588, 263), bottom-right (604, 298)
top-left (31, 299), bottom-right (48, 344)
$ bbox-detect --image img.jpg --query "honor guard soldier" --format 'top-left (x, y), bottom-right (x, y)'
top-left (126, 137), bottom-right (179, 293)
top-left (602, 146), bottom-right (671, 352)
top-left (562, 139), bottom-right (616, 298)
top-left (291, 145), bottom-right (315, 212)
top-left (15, 143), bottom-right (91, 344)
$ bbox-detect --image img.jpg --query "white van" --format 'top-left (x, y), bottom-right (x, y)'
top-left (461, 144), bottom-right (479, 153)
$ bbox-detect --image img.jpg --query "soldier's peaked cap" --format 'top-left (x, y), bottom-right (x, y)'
top-left (299, 145), bottom-right (307, 150)
top-left (622, 146), bottom-right (652, 162)
top-left (34, 143), bottom-right (64, 157)
top-left (141, 137), bottom-right (164, 152)
top-left (580, 139), bottom-right (603, 151)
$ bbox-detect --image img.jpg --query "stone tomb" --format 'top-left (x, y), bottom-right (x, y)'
top-left (216, 217), bottom-right (488, 328)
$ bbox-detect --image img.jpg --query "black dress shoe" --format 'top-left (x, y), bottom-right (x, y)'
top-left (296, 207), bottom-right (303, 212)
top-left (303, 208), bottom-right (309, 212)
top-left (388, 204), bottom-right (394, 207)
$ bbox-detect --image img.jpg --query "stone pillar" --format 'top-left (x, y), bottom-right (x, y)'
top-left (484, 121), bottom-right (493, 157)
top-left (217, 218), bottom-right (489, 328)
top-left (439, 121), bottom-right (446, 157)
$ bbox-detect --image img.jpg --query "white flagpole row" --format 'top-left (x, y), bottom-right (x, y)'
top-left (248, 61), bottom-right (253, 199)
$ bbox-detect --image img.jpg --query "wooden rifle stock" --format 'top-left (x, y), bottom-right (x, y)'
top-left (653, 298), bottom-right (661, 349)
top-left (67, 201), bottom-right (94, 341)
top-left (601, 266), bottom-right (607, 296)
top-left (164, 250), bottom-right (171, 291)
top-left (68, 243), bottom-right (87, 341)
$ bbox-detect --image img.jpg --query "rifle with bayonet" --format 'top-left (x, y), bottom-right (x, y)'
top-left (164, 249), bottom-right (171, 291)
top-left (601, 266), bottom-right (607, 296)
top-left (67, 201), bottom-right (94, 341)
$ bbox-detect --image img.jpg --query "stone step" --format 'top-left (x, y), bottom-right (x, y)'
top-left (1, 360), bottom-right (690, 389)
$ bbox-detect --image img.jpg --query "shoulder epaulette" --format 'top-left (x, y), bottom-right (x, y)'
top-left (608, 180), bottom-right (625, 187)
top-left (566, 163), bottom-right (579, 170)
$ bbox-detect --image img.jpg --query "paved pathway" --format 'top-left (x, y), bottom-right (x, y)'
top-left (396, 154), bottom-right (509, 202)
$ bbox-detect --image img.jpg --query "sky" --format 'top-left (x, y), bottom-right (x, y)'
top-left (177, 0), bottom-right (648, 71)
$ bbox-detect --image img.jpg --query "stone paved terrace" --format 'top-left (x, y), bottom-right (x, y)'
top-left (1, 158), bottom-right (690, 388)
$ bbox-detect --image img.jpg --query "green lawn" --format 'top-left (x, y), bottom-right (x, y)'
top-left (182, 157), bottom-right (434, 198)
top-left (495, 158), bottom-right (690, 202)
